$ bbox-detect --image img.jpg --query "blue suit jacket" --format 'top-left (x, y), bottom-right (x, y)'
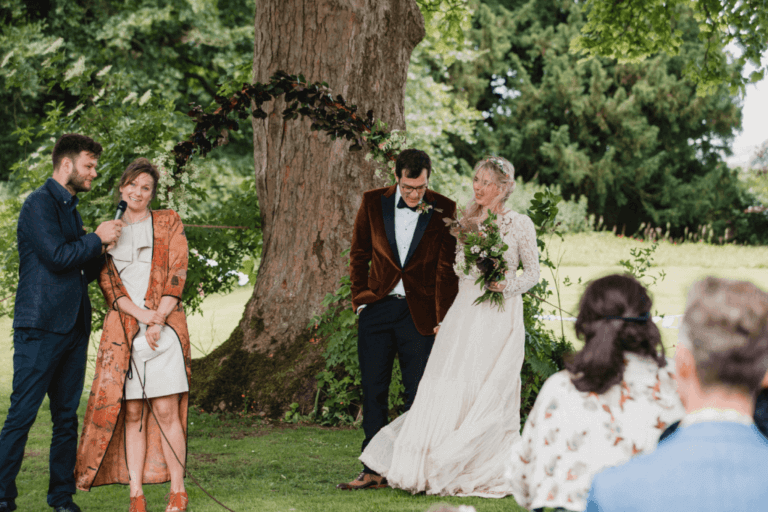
top-left (13, 178), bottom-right (104, 334)
top-left (585, 421), bottom-right (768, 512)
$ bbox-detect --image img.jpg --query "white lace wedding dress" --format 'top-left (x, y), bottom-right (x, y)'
top-left (359, 210), bottom-right (541, 497)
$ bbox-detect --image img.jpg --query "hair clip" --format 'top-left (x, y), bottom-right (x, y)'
top-left (605, 312), bottom-right (651, 323)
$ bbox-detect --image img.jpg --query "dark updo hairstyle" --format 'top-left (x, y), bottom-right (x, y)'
top-left (566, 274), bottom-right (666, 394)
top-left (395, 148), bottom-right (431, 180)
top-left (115, 157), bottom-right (160, 204)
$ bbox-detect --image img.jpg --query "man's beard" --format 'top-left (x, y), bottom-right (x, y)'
top-left (67, 169), bottom-right (91, 193)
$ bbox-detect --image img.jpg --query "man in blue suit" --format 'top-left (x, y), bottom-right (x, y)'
top-left (0, 134), bottom-right (124, 512)
top-left (585, 277), bottom-right (768, 512)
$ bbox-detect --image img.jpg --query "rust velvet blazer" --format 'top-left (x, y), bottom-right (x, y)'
top-left (350, 185), bottom-right (459, 336)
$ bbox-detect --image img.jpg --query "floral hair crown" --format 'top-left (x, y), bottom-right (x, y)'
top-left (486, 156), bottom-right (512, 178)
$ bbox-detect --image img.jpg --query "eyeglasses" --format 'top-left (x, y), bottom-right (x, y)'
top-left (399, 182), bottom-right (428, 195)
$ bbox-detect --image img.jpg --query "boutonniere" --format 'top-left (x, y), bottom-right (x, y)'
top-left (416, 201), bottom-right (442, 215)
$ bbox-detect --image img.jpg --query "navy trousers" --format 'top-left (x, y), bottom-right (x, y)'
top-left (357, 296), bottom-right (435, 474)
top-left (0, 308), bottom-right (89, 508)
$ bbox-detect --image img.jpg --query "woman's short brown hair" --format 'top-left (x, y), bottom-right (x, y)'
top-left (116, 157), bottom-right (160, 203)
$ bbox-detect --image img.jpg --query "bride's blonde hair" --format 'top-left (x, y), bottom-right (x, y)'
top-left (460, 156), bottom-right (516, 226)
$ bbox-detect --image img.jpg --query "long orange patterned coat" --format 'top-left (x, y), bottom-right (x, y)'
top-left (75, 209), bottom-right (191, 491)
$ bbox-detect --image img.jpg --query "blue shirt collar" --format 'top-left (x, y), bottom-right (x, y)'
top-left (47, 178), bottom-right (79, 210)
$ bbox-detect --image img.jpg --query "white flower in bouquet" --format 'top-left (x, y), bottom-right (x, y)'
top-left (471, 245), bottom-right (481, 254)
top-left (480, 251), bottom-right (488, 258)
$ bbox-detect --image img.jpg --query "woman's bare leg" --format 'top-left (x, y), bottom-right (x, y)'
top-left (124, 399), bottom-right (149, 497)
top-left (150, 394), bottom-right (186, 493)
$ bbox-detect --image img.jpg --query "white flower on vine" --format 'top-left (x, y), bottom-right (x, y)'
top-left (67, 104), bottom-right (85, 117)
top-left (1, 50), bottom-right (14, 68)
top-left (138, 89), bottom-right (152, 106)
top-left (92, 87), bottom-right (105, 103)
top-left (122, 92), bottom-right (138, 104)
top-left (64, 56), bottom-right (86, 81)
top-left (96, 64), bottom-right (112, 77)
top-left (43, 37), bottom-right (64, 55)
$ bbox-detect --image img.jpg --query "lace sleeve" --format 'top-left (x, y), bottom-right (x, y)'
top-left (502, 213), bottom-right (540, 298)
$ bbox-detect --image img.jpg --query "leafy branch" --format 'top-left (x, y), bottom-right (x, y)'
top-left (174, 70), bottom-right (404, 176)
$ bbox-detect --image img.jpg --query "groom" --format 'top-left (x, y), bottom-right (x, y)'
top-left (338, 149), bottom-right (459, 490)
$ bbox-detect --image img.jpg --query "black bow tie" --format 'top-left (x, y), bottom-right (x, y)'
top-left (397, 197), bottom-right (418, 212)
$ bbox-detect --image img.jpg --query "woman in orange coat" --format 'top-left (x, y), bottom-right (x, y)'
top-left (75, 158), bottom-right (191, 512)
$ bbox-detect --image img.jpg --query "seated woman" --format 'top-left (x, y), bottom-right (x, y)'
top-left (507, 274), bottom-right (685, 512)
top-left (75, 158), bottom-right (191, 512)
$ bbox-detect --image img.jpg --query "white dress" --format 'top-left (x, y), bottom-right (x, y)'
top-left (360, 210), bottom-right (540, 497)
top-left (506, 353), bottom-right (685, 511)
top-left (108, 216), bottom-right (188, 400)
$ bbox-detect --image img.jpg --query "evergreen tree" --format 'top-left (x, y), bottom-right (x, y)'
top-left (448, 0), bottom-right (748, 236)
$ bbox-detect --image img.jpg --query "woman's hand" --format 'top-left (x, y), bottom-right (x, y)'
top-left (145, 324), bottom-right (162, 350)
top-left (486, 281), bottom-right (507, 293)
top-left (135, 309), bottom-right (164, 326)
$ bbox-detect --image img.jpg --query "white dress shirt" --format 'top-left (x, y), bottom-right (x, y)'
top-left (391, 185), bottom-right (420, 296)
top-left (357, 186), bottom-right (420, 314)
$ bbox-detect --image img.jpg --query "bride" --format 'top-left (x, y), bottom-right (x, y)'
top-left (359, 156), bottom-right (540, 497)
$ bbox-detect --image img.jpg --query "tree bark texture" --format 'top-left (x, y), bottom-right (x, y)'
top-left (191, 0), bottom-right (425, 416)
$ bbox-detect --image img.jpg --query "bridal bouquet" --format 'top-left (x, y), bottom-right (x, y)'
top-left (445, 210), bottom-right (509, 310)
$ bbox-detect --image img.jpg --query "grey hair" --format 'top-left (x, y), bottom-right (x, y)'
top-left (681, 277), bottom-right (768, 395)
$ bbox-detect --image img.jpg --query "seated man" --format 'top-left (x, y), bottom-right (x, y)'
top-left (659, 378), bottom-right (768, 442)
top-left (585, 277), bottom-right (768, 512)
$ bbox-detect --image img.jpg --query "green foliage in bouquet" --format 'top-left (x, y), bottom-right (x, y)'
top-left (451, 210), bottom-right (510, 310)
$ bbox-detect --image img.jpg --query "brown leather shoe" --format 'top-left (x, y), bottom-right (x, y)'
top-left (336, 471), bottom-right (388, 490)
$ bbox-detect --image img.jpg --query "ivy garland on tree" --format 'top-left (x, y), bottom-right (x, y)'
top-left (173, 70), bottom-right (406, 180)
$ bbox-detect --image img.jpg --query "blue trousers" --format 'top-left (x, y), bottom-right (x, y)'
top-left (357, 296), bottom-right (435, 474)
top-left (0, 320), bottom-right (89, 508)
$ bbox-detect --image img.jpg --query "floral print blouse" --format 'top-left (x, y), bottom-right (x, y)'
top-left (507, 352), bottom-right (685, 511)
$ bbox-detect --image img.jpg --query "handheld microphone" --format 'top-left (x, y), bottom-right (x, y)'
top-left (115, 200), bottom-right (127, 221)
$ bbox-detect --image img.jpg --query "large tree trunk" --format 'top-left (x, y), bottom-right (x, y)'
top-left (191, 0), bottom-right (425, 416)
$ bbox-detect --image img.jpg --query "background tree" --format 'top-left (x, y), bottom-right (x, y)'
top-left (0, 0), bottom-right (255, 181)
top-left (189, 0), bottom-right (429, 415)
top-left (0, 0), bottom-right (261, 321)
top-left (444, 0), bottom-right (753, 238)
top-left (570, 0), bottom-right (768, 95)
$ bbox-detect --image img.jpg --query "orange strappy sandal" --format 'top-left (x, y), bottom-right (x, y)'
top-left (129, 495), bottom-right (148, 512)
top-left (165, 491), bottom-right (188, 512)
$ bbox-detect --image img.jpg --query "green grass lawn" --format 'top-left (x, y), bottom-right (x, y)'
top-left (1, 232), bottom-right (768, 511)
